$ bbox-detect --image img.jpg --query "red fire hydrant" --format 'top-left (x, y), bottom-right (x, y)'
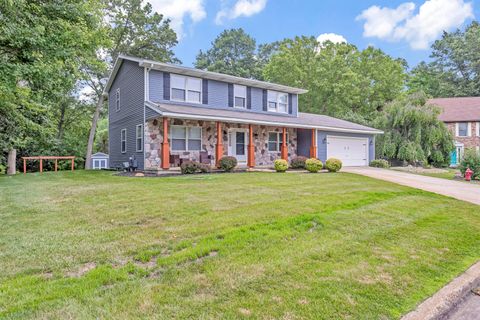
top-left (465, 168), bottom-right (474, 181)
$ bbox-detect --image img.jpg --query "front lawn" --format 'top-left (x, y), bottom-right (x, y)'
top-left (1, 171), bottom-right (479, 319)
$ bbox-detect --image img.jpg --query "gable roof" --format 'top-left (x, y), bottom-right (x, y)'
top-left (146, 102), bottom-right (383, 135)
top-left (429, 97), bottom-right (480, 122)
top-left (91, 152), bottom-right (109, 158)
top-left (104, 55), bottom-right (308, 95)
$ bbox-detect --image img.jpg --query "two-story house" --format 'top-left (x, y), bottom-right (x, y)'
top-left (104, 55), bottom-right (383, 171)
top-left (430, 97), bottom-right (480, 166)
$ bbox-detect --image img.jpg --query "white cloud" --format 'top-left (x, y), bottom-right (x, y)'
top-left (215, 0), bottom-right (267, 25)
top-left (356, 0), bottom-right (474, 50)
top-left (148, 0), bottom-right (206, 38)
top-left (316, 33), bottom-right (347, 45)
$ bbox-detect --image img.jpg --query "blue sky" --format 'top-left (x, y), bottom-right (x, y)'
top-left (149, 0), bottom-right (478, 68)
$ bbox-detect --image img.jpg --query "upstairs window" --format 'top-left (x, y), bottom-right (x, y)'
top-left (171, 74), bottom-right (202, 103)
top-left (121, 129), bottom-right (126, 153)
top-left (268, 132), bottom-right (288, 152)
top-left (171, 126), bottom-right (202, 151)
top-left (267, 90), bottom-right (288, 113)
top-left (136, 124), bottom-right (143, 152)
top-left (234, 85), bottom-right (246, 108)
top-left (115, 88), bottom-right (120, 111)
top-left (457, 122), bottom-right (469, 137)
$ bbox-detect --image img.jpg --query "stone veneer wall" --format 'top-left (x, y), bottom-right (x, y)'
top-left (446, 122), bottom-right (480, 149)
top-left (144, 118), bottom-right (297, 170)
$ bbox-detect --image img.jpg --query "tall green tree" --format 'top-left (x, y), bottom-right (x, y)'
top-left (195, 28), bottom-right (263, 79)
top-left (263, 37), bottom-right (406, 124)
top-left (0, 0), bottom-right (105, 172)
top-left (84, 0), bottom-right (179, 169)
top-left (375, 92), bottom-right (454, 166)
top-left (408, 21), bottom-right (480, 97)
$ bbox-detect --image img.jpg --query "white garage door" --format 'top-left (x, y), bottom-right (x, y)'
top-left (327, 135), bottom-right (368, 166)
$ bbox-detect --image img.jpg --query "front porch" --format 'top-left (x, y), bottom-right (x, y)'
top-left (144, 117), bottom-right (317, 171)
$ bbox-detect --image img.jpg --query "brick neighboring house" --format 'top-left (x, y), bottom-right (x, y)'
top-left (429, 97), bottom-right (480, 166)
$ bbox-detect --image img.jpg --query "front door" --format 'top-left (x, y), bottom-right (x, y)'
top-left (228, 130), bottom-right (247, 163)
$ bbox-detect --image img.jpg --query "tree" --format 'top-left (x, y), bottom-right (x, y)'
top-left (408, 21), bottom-right (480, 97)
top-left (0, 0), bottom-right (105, 172)
top-left (195, 28), bottom-right (263, 79)
top-left (375, 92), bottom-right (454, 166)
top-left (84, 0), bottom-right (179, 169)
top-left (263, 37), bottom-right (406, 124)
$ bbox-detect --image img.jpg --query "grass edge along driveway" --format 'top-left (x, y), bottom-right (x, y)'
top-left (1, 171), bottom-right (479, 319)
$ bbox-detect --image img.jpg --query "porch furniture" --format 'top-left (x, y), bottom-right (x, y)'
top-left (200, 151), bottom-right (212, 164)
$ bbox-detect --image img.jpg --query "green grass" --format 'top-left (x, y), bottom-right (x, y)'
top-left (417, 168), bottom-right (459, 180)
top-left (1, 171), bottom-right (479, 319)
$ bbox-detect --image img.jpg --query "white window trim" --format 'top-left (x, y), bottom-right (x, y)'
top-left (267, 90), bottom-right (288, 114)
top-left (93, 159), bottom-right (107, 169)
top-left (121, 128), bottom-right (127, 153)
top-left (234, 84), bottom-right (247, 109)
top-left (476, 122), bottom-right (479, 136)
top-left (169, 125), bottom-right (202, 151)
top-left (136, 124), bottom-right (143, 152)
top-left (268, 131), bottom-right (288, 152)
top-left (115, 88), bottom-right (120, 112)
top-left (170, 74), bottom-right (202, 104)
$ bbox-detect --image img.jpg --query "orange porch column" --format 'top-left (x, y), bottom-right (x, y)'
top-left (281, 127), bottom-right (288, 160)
top-left (247, 124), bottom-right (255, 168)
top-left (310, 129), bottom-right (317, 158)
top-left (215, 122), bottom-right (223, 167)
top-left (161, 117), bottom-right (170, 170)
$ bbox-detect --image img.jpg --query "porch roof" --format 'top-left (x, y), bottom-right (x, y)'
top-left (145, 102), bottom-right (383, 135)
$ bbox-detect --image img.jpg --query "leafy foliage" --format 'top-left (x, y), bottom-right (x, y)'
top-left (325, 158), bottom-right (342, 172)
top-left (305, 158), bottom-right (323, 173)
top-left (375, 93), bottom-right (454, 166)
top-left (195, 28), bottom-right (264, 79)
top-left (369, 159), bottom-right (390, 168)
top-left (274, 159), bottom-right (288, 172)
top-left (219, 156), bottom-right (237, 172)
top-left (290, 156), bottom-right (307, 169)
top-left (407, 21), bottom-right (480, 97)
top-left (263, 37), bottom-right (406, 124)
top-left (459, 149), bottom-right (480, 180)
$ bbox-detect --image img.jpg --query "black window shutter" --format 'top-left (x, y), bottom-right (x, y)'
top-left (163, 73), bottom-right (170, 100)
top-left (288, 93), bottom-right (293, 114)
top-left (246, 87), bottom-right (252, 109)
top-left (262, 89), bottom-right (267, 111)
top-left (228, 84), bottom-right (234, 107)
top-left (202, 79), bottom-right (208, 104)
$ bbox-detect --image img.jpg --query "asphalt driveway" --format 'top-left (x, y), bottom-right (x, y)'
top-left (344, 167), bottom-right (480, 206)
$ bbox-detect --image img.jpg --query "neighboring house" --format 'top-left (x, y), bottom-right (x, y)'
top-left (430, 97), bottom-right (480, 166)
top-left (91, 152), bottom-right (109, 170)
top-left (104, 55), bottom-right (383, 171)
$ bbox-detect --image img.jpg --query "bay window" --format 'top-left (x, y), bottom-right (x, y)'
top-left (171, 74), bottom-right (202, 103)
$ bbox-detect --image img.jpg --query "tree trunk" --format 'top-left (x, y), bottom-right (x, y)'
top-left (85, 94), bottom-right (105, 169)
top-left (57, 102), bottom-right (66, 140)
top-left (7, 148), bottom-right (16, 175)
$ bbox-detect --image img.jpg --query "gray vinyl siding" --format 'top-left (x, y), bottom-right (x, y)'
top-left (148, 70), bottom-right (298, 117)
top-left (108, 59), bottom-right (145, 170)
top-left (317, 131), bottom-right (375, 163)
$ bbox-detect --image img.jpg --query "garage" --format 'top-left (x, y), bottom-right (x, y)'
top-left (326, 135), bottom-right (369, 166)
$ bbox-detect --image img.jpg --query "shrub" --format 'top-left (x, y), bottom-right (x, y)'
top-left (325, 158), bottom-right (342, 172)
top-left (198, 163), bottom-right (211, 173)
top-left (369, 159), bottom-right (390, 168)
top-left (290, 156), bottom-right (307, 169)
top-left (274, 159), bottom-right (288, 172)
top-left (305, 158), bottom-right (323, 173)
top-left (459, 149), bottom-right (480, 180)
top-left (180, 161), bottom-right (200, 174)
top-left (219, 156), bottom-right (237, 172)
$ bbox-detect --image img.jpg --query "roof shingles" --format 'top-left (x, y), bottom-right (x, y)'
top-left (429, 97), bottom-right (480, 122)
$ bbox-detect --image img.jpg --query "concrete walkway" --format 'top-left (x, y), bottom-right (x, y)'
top-left (343, 167), bottom-right (480, 206)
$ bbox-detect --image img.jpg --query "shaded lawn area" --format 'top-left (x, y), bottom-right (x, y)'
top-left (1, 171), bottom-right (480, 319)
